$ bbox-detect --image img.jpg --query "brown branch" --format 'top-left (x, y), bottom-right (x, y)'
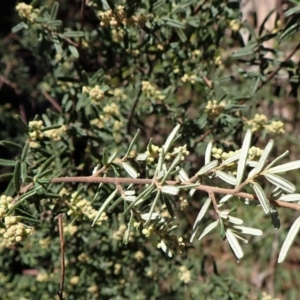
top-left (57, 214), bottom-right (65, 300)
top-left (257, 42), bottom-right (300, 91)
top-left (50, 176), bottom-right (300, 212)
top-left (41, 90), bottom-right (62, 112)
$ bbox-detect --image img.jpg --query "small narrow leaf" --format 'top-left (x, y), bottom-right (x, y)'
top-left (236, 130), bottom-right (252, 186)
top-left (278, 216), bottom-right (300, 263)
top-left (36, 156), bottom-right (56, 178)
top-left (0, 159), bottom-right (16, 167)
top-left (205, 142), bottom-right (213, 164)
top-left (278, 194), bottom-right (300, 202)
top-left (92, 189), bottom-right (118, 226)
top-left (265, 151), bottom-right (289, 170)
top-left (263, 173), bottom-right (296, 193)
top-left (251, 182), bottom-right (270, 214)
top-left (228, 216), bottom-right (243, 225)
top-left (223, 152), bottom-right (240, 165)
top-left (13, 160), bottom-right (21, 192)
top-left (253, 139), bottom-right (274, 174)
top-left (0, 140), bottom-right (22, 149)
top-left (198, 160), bottom-right (219, 176)
top-left (266, 160), bottom-right (300, 174)
top-left (232, 225), bottom-right (263, 236)
top-left (178, 168), bottom-right (189, 182)
top-left (190, 197), bottom-right (211, 242)
top-left (219, 194), bottom-right (233, 204)
top-left (124, 129), bottom-right (140, 159)
top-left (198, 220), bottom-right (219, 241)
top-left (216, 170), bottom-right (237, 186)
top-left (122, 162), bottom-right (138, 178)
top-left (161, 186), bottom-right (179, 196)
top-left (226, 229), bottom-right (244, 260)
top-left (162, 124), bottom-right (181, 153)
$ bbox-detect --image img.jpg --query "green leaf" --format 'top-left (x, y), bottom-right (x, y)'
top-left (265, 151), bottom-right (289, 170)
top-left (14, 115), bottom-right (28, 133)
top-left (21, 162), bottom-right (27, 183)
top-left (265, 160), bottom-right (300, 174)
top-left (178, 168), bottom-right (189, 182)
top-left (102, 148), bottom-right (108, 165)
top-left (198, 160), bottom-right (219, 176)
top-left (21, 142), bottom-right (30, 161)
top-left (216, 170), bottom-right (237, 186)
top-left (175, 28), bottom-right (187, 42)
top-left (251, 181), bottom-right (270, 214)
top-left (251, 139), bottom-right (274, 175)
top-left (205, 142), bottom-right (213, 164)
top-left (226, 229), bottom-right (244, 260)
top-left (278, 216), bottom-right (300, 263)
top-left (68, 45), bottom-right (79, 58)
top-left (12, 22), bottom-right (28, 33)
top-left (144, 191), bottom-right (161, 226)
top-left (0, 140), bottom-right (22, 149)
top-left (161, 186), bottom-right (179, 196)
top-left (162, 17), bottom-right (185, 29)
top-left (236, 129), bottom-right (252, 186)
top-left (162, 124), bottom-right (181, 153)
top-left (190, 197), bottom-right (211, 242)
top-left (124, 129), bottom-right (140, 159)
top-left (50, 1), bottom-right (59, 20)
top-left (13, 160), bottom-right (21, 193)
top-left (63, 31), bottom-right (85, 38)
top-left (92, 189), bottom-right (118, 227)
top-left (36, 155), bottom-right (56, 178)
top-left (198, 220), bottom-right (219, 241)
top-left (278, 194), bottom-right (300, 202)
top-left (47, 20), bottom-right (63, 27)
top-left (122, 162), bottom-right (138, 178)
top-left (0, 159), bottom-right (16, 167)
top-left (263, 173), bottom-right (296, 193)
top-left (232, 225), bottom-right (262, 236)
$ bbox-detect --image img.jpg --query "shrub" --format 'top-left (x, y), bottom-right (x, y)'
top-left (1, 0), bottom-right (300, 299)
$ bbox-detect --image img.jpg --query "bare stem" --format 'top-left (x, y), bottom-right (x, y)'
top-left (50, 176), bottom-right (300, 212)
top-left (57, 214), bottom-right (65, 300)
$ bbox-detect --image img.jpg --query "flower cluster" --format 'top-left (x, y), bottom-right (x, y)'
top-left (0, 195), bottom-right (13, 218)
top-left (212, 146), bottom-right (263, 161)
top-left (141, 81), bottom-right (165, 101)
top-left (15, 2), bottom-right (39, 22)
top-left (83, 85), bottom-right (105, 102)
top-left (44, 125), bottom-right (67, 141)
top-left (145, 144), bottom-right (189, 165)
top-left (247, 114), bottom-right (285, 134)
top-left (67, 192), bottom-right (108, 225)
top-left (205, 100), bottom-right (225, 118)
top-left (229, 19), bottom-right (241, 32)
top-left (181, 74), bottom-right (197, 84)
top-left (0, 215), bottom-right (33, 244)
top-left (98, 6), bottom-right (149, 28)
top-left (264, 120), bottom-right (285, 134)
top-left (28, 120), bottom-right (44, 141)
top-left (178, 265), bottom-right (191, 284)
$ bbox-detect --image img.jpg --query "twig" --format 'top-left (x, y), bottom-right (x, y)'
top-left (257, 42), bottom-right (300, 91)
top-left (49, 176), bottom-right (300, 212)
top-left (41, 90), bottom-right (62, 112)
top-left (209, 192), bottom-right (219, 214)
top-left (57, 214), bottom-right (65, 300)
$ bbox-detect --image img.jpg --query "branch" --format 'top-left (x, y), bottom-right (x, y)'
top-left (57, 214), bottom-right (65, 300)
top-left (50, 176), bottom-right (300, 212)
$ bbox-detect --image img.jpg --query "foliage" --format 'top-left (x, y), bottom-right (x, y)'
top-left (1, 0), bottom-right (300, 299)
